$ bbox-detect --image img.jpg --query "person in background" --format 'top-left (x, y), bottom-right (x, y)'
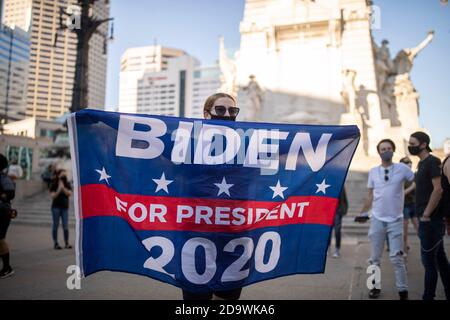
top-left (0, 154), bottom-right (16, 279)
top-left (41, 164), bottom-right (55, 189)
top-left (441, 153), bottom-right (450, 236)
top-left (399, 157), bottom-right (418, 255)
top-left (358, 139), bottom-right (414, 300)
top-left (330, 188), bottom-right (348, 258)
top-left (408, 131), bottom-right (449, 300)
top-left (49, 169), bottom-right (72, 250)
top-left (7, 159), bottom-right (23, 181)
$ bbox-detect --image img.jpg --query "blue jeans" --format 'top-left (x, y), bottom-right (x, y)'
top-left (51, 207), bottom-right (69, 245)
top-left (368, 217), bottom-right (408, 292)
top-left (328, 212), bottom-right (342, 250)
top-left (418, 219), bottom-right (450, 300)
top-left (403, 202), bottom-right (416, 219)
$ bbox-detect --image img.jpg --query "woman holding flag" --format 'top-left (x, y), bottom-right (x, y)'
top-left (181, 92), bottom-right (243, 300)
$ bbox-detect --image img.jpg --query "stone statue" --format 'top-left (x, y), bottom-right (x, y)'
top-left (393, 31), bottom-right (434, 75)
top-left (381, 76), bottom-right (401, 126)
top-left (374, 39), bottom-right (394, 93)
top-left (218, 37), bottom-right (237, 96)
top-left (341, 69), bottom-right (357, 114)
top-left (375, 31), bottom-right (433, 127)
top-left (244, 75), bottom-right (264, 121)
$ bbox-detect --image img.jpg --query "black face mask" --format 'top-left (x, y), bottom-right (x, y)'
top-left (210, 114), bottom-right (236, 121)
top-left (408, 145), bottom-right (423, 156)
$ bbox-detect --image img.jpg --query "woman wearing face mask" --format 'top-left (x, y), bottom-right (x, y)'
top-left (181, 93), bottom-right (242, 301)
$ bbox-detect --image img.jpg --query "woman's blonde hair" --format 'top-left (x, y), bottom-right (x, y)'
top-left (203, 92), bottom-right (236, 115)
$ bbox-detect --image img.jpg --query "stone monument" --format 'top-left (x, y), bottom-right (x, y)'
top-left (218, 37), bottom-right (238, 96)
top-left (243, 75), bottom-right (264, 121)
top-left (218, 0), bottom-right (432, 166)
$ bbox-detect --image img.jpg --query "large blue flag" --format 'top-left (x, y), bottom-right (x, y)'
top-left (68, 109), bottom-right (359, 293)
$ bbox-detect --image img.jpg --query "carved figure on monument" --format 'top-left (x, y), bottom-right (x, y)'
top-left (381, 76), bottom-right (401, 126)
top-left (341, 69), bottom-right (357, 114)
top-left (374, 39), bottom-right (394, 93)
top-left (393, 31), bottom-right (434, 76)
top-left (375, 32), bottom-right (433, 127)
top-left (218, 37), bottom-right (237, 96)
top-left (356, 85), bottom-right (378, 156)
top-left (243, 75), bottom-right (264, 121)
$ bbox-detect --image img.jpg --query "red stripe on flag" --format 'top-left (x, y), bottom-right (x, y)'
top-left (80, 184), bottom-right (337, 233)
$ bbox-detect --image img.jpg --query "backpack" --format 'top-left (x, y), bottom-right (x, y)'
top-left (0, 173), bottom-right (15, 215)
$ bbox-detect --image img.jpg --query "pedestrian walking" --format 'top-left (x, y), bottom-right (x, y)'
top-left (357, 139), bottom-right (414, 300)
top-left (329, 188), bottom-right (348, 258)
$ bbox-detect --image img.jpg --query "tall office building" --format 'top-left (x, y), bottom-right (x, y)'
top-left (120, 45), bottom-right (186, 73)
top-left (191, 65), bottom-right (221, 118)
top-left (118, 45), bottom-right (188, 116)
top-left (118, 45), bottom-right (221, 118)
top-left (0, 24), bottom-right (30, 123)
top-left (3, 0), bottom-right (110, 120)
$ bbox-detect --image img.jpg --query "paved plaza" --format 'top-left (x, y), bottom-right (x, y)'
top-left (1, 222), bottom-right (448, 300)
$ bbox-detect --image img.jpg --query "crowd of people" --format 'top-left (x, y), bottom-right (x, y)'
top-left (354, 132), bottom-right (450, 300)
top-left (0, 94), bottom-right (448, 300)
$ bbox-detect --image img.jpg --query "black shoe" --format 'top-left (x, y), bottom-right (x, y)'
top-left (399, 291), bottom-right (409, 300)
top-left (0, 267), bottom-right (15, 279)
top-left (54, 244), bottom-right (62, 250)
top-left (369, 288), bottom-right (381, 299)
top-left (65, 244), bottom-right (72, 249)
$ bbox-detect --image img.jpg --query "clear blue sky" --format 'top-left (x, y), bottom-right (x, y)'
top-left (105, 0), bottom-right (450, 148)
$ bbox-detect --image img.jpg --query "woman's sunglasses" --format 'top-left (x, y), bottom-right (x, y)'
top-left (211, 105), bottom-right (240, 117)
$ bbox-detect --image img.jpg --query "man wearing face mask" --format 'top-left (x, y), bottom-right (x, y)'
top-left (408, 131), bottom-right (450, 300)
top-left (358, 139), bottom-right (414, 299)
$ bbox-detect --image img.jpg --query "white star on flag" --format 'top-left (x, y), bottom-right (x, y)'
top-left (315, 179), bottom-right (331, 194)
top-left (269, 180), bottom-right (288, 199)
top-left (152, 172), bottom-right (173, 194)
top-left (214, 177), bottom-right (233, 196)
top-left (95, 167), bottom-right (111, 185)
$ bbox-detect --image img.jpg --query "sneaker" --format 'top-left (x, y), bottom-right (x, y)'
top-left (332, 250), bottom-right (340, 258)
top-left (54, 244), bottom-right (62, 250)
top-left (65, 244), bottom-right (72, 249)
top-left (369, 288), bottom-right (381, 299)
top-left (399, 291), bottom-right (408, 300)
top-left (0, 267), bottom-right (15, 279)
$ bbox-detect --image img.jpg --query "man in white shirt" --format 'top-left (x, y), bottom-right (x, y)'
top-left (359, 139), bottom-right (414, 300)
top-left (7, 159), bottom-right (23, 181)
